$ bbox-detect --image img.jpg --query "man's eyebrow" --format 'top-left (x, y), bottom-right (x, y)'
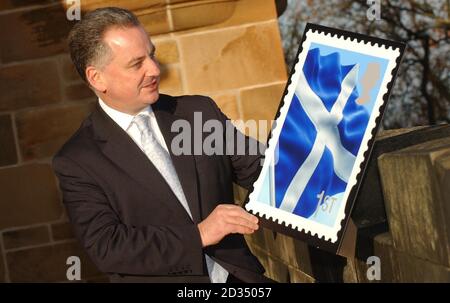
top-left (127, 55), bottom-right (145, 66)
top-left (126, 47), bottom-right (156, 66)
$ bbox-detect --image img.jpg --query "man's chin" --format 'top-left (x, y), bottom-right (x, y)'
top-left (143, 90), bottom-right (160, 104)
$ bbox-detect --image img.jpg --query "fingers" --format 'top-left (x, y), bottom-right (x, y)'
top-left (230, 209), bottom-right (259, 225)
top-left (229, 225), bottom-right (255, 235)
top-left (224, 215), bottom-right (258, 231)
top-left (218, 204), bottom-right (259, 224)
top-left (198, 204), bottom-right (260, 247)
top-left (216, 204), bottom-right (259, 234)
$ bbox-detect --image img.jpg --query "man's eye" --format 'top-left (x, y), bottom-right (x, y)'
top-left (133, 62), bottom-right (143, 68)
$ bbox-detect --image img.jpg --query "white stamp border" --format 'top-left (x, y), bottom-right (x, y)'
top-left (245, 24), bottom-right (403, 244)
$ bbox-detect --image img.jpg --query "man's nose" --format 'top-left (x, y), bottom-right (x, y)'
top-left (144, 56), bottom-right (160, 77)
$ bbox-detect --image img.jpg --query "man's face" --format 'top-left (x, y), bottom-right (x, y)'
top-left (98, 25), bottom-right (160, 114)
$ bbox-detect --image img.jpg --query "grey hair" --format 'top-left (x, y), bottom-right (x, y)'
top-left (68, 7), bottom-right (141, 83)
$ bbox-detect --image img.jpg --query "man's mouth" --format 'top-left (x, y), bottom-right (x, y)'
top-left (142, 79), bottom-right (158, 90)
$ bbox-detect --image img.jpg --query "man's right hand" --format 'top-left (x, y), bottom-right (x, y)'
top-left (197, 204), bottom-right (259, 247)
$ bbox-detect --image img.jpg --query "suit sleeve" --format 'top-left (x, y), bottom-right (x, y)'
top-left (52, 154), bottom-right (205, 276)
top-left (205, 97), bottom-right (265, 190)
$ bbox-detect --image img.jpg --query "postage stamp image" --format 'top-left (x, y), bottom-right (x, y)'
top-left (245, 23), bottom-right (405, 249)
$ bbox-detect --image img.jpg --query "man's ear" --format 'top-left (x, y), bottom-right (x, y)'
top-left (86, 66), bottom-right (107, 92)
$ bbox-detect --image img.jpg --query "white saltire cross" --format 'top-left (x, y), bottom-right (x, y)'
top-left (278, 64), bottom-right (359, 213)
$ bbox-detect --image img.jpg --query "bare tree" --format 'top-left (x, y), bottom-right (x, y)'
top-left (278, 0), bottom-right (450, 129)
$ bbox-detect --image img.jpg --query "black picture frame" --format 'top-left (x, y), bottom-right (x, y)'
top-left (243, 23), bottom-right (406, 253)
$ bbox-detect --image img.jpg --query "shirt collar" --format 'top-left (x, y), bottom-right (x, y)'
top-left (98, 98), bottom-right (153, 132)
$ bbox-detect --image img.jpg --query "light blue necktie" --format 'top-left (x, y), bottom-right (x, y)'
top-left (131, 114), bottom-right (191, 215)
top-left (130, 114), bottom-right (229, 283)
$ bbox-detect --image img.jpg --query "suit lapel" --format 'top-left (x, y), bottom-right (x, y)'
top-left (152, 97), bottom-right (201, 224)
top-left (91, 98), bottom-right (201, 224)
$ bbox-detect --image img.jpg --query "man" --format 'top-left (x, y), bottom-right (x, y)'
top-left (53, 7), bottom-right (270, 283)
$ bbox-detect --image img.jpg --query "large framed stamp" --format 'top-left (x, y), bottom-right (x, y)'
top-left (244, 23), bottom-right (405, 253)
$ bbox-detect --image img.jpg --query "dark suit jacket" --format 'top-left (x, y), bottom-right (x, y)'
top-left (52, 94), bottom-right (268, 283)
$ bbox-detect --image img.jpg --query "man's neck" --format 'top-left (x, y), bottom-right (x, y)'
top-left (98, 96), bottom-right (147, 116)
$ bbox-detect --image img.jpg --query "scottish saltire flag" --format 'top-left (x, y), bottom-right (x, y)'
top-left (273, 47), bottom-right (370, 221)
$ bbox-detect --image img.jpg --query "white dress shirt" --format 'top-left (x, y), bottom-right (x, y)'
top-left (98, 98), bottom-right (229, 283)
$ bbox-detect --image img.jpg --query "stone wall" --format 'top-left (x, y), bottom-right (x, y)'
top-left (0, 0), bottom-right (287, 282)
